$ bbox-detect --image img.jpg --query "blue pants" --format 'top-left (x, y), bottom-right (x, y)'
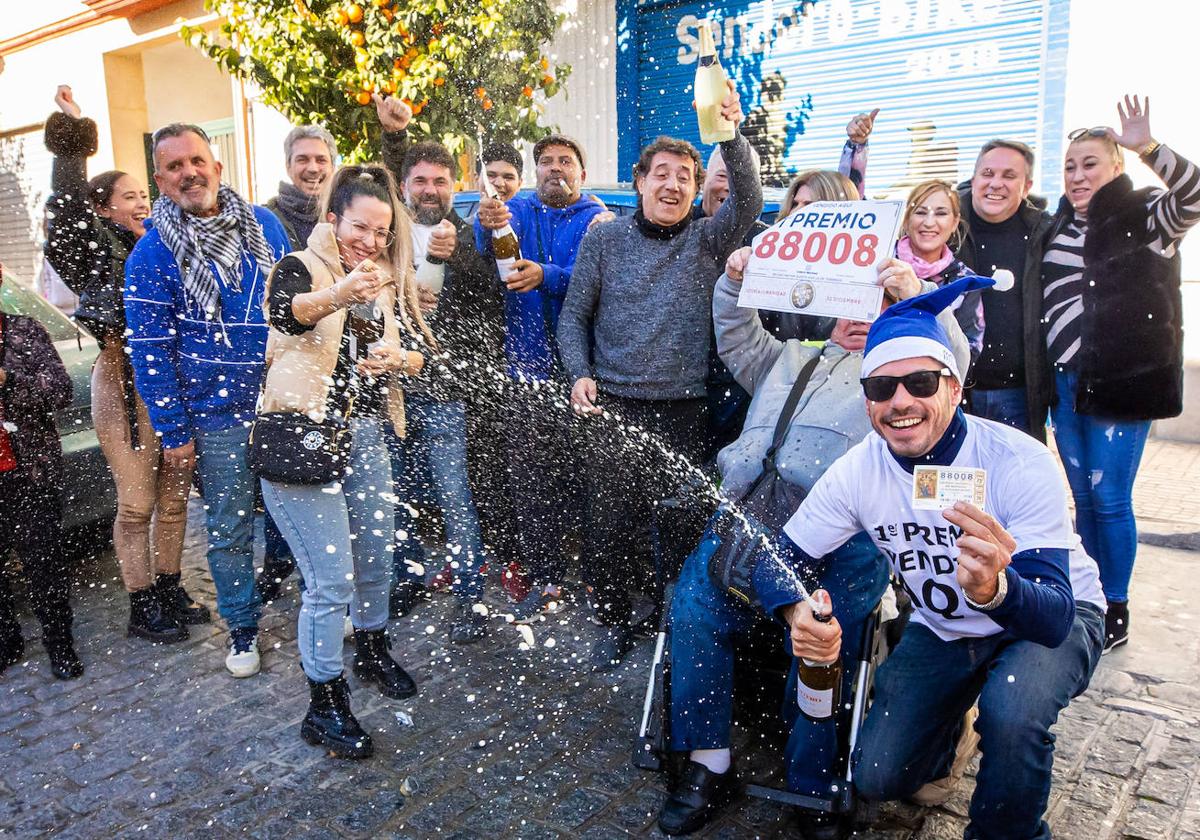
top-left (968, 386), bottom-right (1030, 435)
top-left (668, 528), bottom-right (888, 797)
top-left (194, 423), bottom-right (262, 632)
top-left (262, 418), bottom-right (395, 682)
top-left (1051, 371), bottom-right (1150, 603)
top-left (389, 395), bottom-right (486, 603)
top-left (853, 602), bottom-right (1104, 840)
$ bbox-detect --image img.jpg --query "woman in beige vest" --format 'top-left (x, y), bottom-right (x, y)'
top-left (259, 164), bottom-right (433, 759)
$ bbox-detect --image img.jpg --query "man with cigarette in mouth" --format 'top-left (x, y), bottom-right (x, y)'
top-left (473, 134), bottom-right (604, 623)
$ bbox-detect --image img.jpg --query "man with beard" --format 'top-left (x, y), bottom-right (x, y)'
top-left (474, 134), bottom-right (604, 622)
top-left (381, 136), bottom-right (505, 642)
top-left (124, 123), bottom-right (290, 678)
top-left (255, 125), bottom-right (336, 601)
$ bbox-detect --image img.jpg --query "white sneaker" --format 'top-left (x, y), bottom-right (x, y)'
top-left (225, 629), bottom-right (261, 678)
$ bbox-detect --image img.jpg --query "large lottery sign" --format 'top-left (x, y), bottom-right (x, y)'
top-left (737, 199), bottom-right (904, 322)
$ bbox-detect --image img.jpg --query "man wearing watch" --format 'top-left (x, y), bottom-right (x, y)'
top-left (755, 278), bottom-right (1107, 840)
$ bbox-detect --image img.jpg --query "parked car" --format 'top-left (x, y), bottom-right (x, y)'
top-left (0, 278), bottom-right (116, 533)
top-left (453, 185), bottom-right (787, 223)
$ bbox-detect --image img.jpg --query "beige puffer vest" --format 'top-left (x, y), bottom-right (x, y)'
top-left (260, 224), bottom-right (409, 437)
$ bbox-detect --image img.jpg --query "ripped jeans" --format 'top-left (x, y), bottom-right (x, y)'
top-left (1051, 370), bottom-right (1150, 603)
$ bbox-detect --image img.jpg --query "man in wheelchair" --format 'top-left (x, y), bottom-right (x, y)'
top-left (654, 248), bottom-right (959, 836)
top-left (760, 278), bottom-right (1106, 840)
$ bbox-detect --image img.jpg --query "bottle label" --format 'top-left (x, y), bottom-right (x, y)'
top-left (797, 677), bottom-right (834, 720)
top-left (496, 257), bottom-right (517, 281)
top-left (495, 223), bottom-right (516, 239)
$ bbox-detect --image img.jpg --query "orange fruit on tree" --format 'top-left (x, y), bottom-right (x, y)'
top-left (542, 74), bottom-right (554, 86)
top-left (381, 8), bottom-right (393, 20)
top-left (433, 77), bottom-right (445, 87)
top-left (372, 0), bottom-right (389, 6)
top-left (522, 85), bottom-right (534, 98)
top-left (355, 90), bottom-right (372, 105)
top-left (481, 98), bottom-right (493, 110)
top-left (381, 79), bottom-right (396, 94)
top-left (345, 3), bottom-right (363, 23)
top-left (431, 23), bottom-right (444, 35)
top-left (540, 56), bottom-right (549, 70)
top-left (474, 86), bottom-right (486, 98)
top-left (335, 7), bottom-right (349, 25)
top-left (354, 49), bottom-right (370, 67)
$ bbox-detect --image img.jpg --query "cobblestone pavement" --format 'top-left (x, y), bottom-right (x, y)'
top-left (1, 440), bottom-right (1198, 839)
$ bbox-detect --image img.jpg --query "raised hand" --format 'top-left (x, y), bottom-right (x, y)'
top-left (1108, 94), bottom-right (1154, 152)
top-left (724, 245), bottom-right (752, 282)
top-left (55, 85), bottom-right (82, 118)
top-left (372, 93), bottom-right (412, 133)
top-left (943, 502), bottom-right (1017, 605)
top-left (846, 108), bottom-right (880, 144)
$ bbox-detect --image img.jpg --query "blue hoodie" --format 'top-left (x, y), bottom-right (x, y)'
top-left (123, 207), bottom-right (290, 449)
top-left (474, 193), bottom-right (603, 380)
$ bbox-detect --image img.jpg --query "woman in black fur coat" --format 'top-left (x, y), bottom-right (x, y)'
top-left (1041, 94), bottom-right (1200, 653)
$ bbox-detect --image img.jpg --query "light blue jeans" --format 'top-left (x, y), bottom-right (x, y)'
top-left (262, 417), bottom-right (395, 682)
top-left (194, 423), bottom-right (262, 632)
top-left (1051, 370), bottom-right (1151, 603)
top-left (389, 395), bottom-right (486, 603)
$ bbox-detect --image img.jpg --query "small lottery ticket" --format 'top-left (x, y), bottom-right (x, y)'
top-left (911, 466), bottom-right (986, 511)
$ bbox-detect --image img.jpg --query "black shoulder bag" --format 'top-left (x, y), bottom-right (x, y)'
top-left (708, 352), bottom-right (821, 606)
top-left (247, 366), bottom-right (356, 486)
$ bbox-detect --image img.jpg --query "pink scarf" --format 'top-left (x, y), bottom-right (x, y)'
top-left (896, 236), bottom-right (955, 280)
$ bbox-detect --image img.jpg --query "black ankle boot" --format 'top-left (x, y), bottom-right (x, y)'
top-left (657, 760), bottom-right (740, 835)
top-left (0, 621), bottom-right (24, 675)
top-left (43, 634), bottom-right (84, 681)
top-left (1104, 601), bottom-right (1130, 653)
top-left (301, 674), bottom-right (373, 759)
top-left (352, 629), bottom-right (417, 699)
top-left (128, 588), bottom-right (188, 643)
top-left (154, 573), bottom-right (212, 625)
top-left (256, 555), bottom-right (296, 603)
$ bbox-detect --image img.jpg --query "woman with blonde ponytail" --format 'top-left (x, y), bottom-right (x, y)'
top-left (256, 163), bottom-right (428, 759)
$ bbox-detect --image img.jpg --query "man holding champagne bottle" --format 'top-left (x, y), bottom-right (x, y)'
top-left (764, 279), bottom-right (1106, 840)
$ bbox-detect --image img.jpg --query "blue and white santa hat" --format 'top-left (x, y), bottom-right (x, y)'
top-left (861, 275), bottom-right (996, 383)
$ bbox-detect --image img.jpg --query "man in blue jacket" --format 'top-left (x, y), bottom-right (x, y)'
top-left (474, 134), bottom-right (604, 620)
top-left (124, 123), bottom-right (290, 678)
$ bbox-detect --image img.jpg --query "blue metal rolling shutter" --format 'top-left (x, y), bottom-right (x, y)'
top-left (631, 0), bottom-right (1069, 196)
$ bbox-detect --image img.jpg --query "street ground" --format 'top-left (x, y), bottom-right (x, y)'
top-left (0, 439), bottom-right (1198, 839)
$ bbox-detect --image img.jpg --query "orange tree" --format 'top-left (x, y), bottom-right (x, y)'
top-left (182, 0), bottom-right (570, 160)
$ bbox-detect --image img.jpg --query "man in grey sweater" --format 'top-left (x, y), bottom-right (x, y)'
top-left (557, 83), bottom-right (762, 670)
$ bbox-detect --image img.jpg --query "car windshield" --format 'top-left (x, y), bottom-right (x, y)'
top-left (0, 280), bottom-right (82, 342)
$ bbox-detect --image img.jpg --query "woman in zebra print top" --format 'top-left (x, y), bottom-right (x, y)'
top-left (1042, 94), bottom-right (1200, 653)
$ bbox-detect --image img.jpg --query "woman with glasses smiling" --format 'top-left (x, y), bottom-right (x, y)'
top-left (257, 164), bottom-right (434, 758)
top-left (1042, 95), bottom-right (1200, 653)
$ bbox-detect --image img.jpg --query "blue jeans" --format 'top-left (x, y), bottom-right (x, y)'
top-left (389, 395), bottom-right (486, 603)
top-left (968, 386), bottom-right (1029, 434)
top-left (668, 527), bottom-right (889, 797)
top-left (262, 417), bottom-right (395, 682)
top-left (853, 602), bottom-right (1104, 840)
top-left (194, 423), bottom-right (262, 632)
top-left (1051, 371), bottom-right (1150, 603)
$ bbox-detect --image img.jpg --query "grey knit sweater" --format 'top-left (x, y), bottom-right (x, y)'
top-left (556, 132), bottom-right (763, 400)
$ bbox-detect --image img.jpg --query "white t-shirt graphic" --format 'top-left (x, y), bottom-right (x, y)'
top-left (784, 415), bottom-right (1105, 642)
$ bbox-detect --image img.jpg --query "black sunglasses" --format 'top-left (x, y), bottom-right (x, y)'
top-left (861, 368), bottom-right (951, 401)
top-left (1067, 126), bottom-right (1109, 142)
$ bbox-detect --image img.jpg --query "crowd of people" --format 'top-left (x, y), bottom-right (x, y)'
top-left (0, 76), bottom-right (1196, 838)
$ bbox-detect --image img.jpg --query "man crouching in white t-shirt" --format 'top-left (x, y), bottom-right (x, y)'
top-left (758, 275), bottom-right (1107, 840)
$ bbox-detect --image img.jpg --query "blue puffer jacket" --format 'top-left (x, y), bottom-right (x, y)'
top-left (474, 193), bottom-right (603, 381)
top-left (122, 208), bottom-right (290, 449)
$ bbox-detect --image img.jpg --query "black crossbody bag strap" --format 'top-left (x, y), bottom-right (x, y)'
top-left (737, 351), bottom-right (822, 502)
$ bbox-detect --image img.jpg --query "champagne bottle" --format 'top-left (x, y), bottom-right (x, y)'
top-left (348, 300), bottom-right (384, 362)
top-left (796, 596), bottom-right (841, 722)
top-left (415, 253), bottom-right (446, 295)
top-left (695, 23), bottom-right (735, 144)
top-left (482, 178), bottom-right (522, 281)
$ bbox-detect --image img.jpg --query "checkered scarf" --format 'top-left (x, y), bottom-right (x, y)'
top-left (151, 184), bottom-right (276, 319)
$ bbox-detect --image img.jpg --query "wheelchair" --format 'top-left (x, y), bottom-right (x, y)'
top-left (633, 578), bottom-right (897, 835)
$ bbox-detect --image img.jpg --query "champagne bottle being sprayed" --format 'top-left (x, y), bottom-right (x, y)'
top-left (796, 590), bottom-right (842, 722)
top-left (695, 21), bottom-right (735, 144)
top-left (479, 162), bottom-right (522, 282)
